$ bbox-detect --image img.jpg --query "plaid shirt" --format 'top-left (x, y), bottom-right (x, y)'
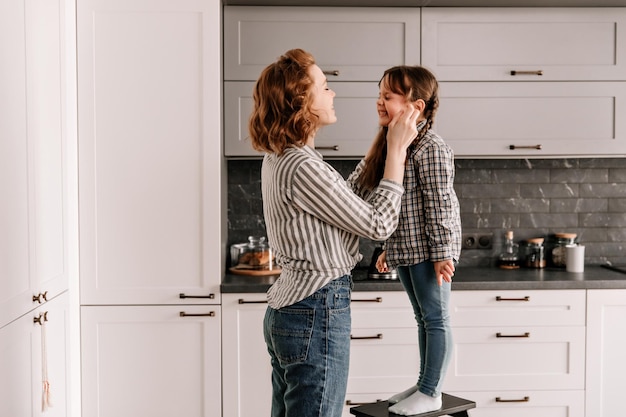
top-left (384, 124), bottom-right (462, 269)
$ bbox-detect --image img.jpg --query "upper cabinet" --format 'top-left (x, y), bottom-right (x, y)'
top-left (223, 6), bottom-right (420, 157)
top-left (422, 8), bottom-right (626, 81)
top-left (422, 8), bottom-right (626, 157)
top-left (223, 6), bottom-right (420, 82)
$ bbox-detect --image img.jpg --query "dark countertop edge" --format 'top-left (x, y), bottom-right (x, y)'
top-left (221, 265), bottom-right (626, 293)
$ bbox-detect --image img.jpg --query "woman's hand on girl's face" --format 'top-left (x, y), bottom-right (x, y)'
top-left (386, 103), bottom-right (419, 153)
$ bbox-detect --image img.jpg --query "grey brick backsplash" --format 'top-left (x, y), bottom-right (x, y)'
top-left (228, 158), bottom-right (626, 267)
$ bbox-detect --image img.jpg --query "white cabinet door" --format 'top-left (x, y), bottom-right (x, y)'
top-left (586, 289), bottom-right (626, 417)
top-left (81, 305), bottom-right (221, 417)
top-left (0, 0), bottom-right (69, 329)
top-left (437, 81), bottom-right (626, 157)
top-left (423, 8), bottom-right (626, 81)
top-left (0, 292), bottom-right (69, 417)
top-left (224, 6), bottom-right (420, 82)
top-left (77, 0), bottom-right (222, 305)
top-left (221, 293), bottom-right (272, 417)
top-left (224, 82), bottom-right (381, 157)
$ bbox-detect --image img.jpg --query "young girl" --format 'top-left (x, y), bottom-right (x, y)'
top-left (350, 65), bottom-right (462, 416)
top-left (248, 49), bottom-right (418, 417)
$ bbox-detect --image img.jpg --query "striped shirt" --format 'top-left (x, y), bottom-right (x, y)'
top-left (382, 124), bottom-right (462, 269)
top-left (262, 145), bottom-right (404, 309)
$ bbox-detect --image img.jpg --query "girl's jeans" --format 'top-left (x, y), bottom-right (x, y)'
top-left (263, 274), bottom-right (352, 417)
top-left (397, 261), bottom-right (453, 397)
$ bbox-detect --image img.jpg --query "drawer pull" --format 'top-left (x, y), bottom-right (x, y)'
top-left (495, 296), bottom-right (530, 301)
top-left (179, 311), bottom-right (215, 317)
top-left (351, 333), bottom-right (383, 340)
top-left (496, 396), bottom-right (530, 403)
top-left (179, 293), bottom-right (215, 299)
top-left (509, 144), bottom-right (542, 150)
top-left (510, 70), bottom-right (543, 76)
top-left (32, 291), bottom-right (48, 304)
top-left (323, 70), bottom-right (340, 76)
top-left (317, 145), bottom-right (339, 151)
top-left (346, 400), bottom-right (383, 406)
top-left (33, 311), bottom-right (49, 325)
top-left (238, 299), bottom-right (268, 304)
top-left (352, 297), bottom-right (383, 303)
top-left (496, 332), bottom-right (530, 338)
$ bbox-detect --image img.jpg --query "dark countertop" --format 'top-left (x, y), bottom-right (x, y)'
top-left (221, 265), bottom-right (626, 293)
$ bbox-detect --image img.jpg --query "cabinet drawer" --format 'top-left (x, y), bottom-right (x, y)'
top-left (351, 291), bottom-right (413, 329)
top-left (224, 82), bottom-right (381, 157)
top-left (445, 390), bottom-right (584, 417)
top-left (445, 326), bottom-right (585, 391)
top-left (437, 81), bottom-right (626, 157)
top-left (348, 329), bottom-right (419, 394)
top-left (423, 8), bottom-right (626, 81)
top-left (450, 290), bottom-right (585, 327)
top-left (224, 6), bottom-right (420, 82)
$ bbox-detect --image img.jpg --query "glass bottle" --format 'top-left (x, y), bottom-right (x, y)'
top-left (498, 230), bottom-right (520, 269)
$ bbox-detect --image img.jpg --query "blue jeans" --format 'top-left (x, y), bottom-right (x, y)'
top-left (263, 275), bottom-right (352, 417)
top-left (397, 261), bottom-right (452, 397)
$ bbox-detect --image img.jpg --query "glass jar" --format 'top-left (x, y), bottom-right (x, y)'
top-left (233, 236), bottom-right (273, 270)
top-left (522, 238), bottom-right (546, 269)
top-left (548, 233), bottom-right (578, 268)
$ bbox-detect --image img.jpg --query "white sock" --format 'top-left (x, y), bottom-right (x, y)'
top-left (387, 385), bottom-right (419, 405)
top-left (388, 390), bottom-right (442, 416)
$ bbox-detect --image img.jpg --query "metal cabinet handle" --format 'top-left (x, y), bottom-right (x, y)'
top-left (179, 293), bottom-right (215, 299)
top-left (496, 332), bottom-right (530, 338)
top-left (509, 144), bottom-right (542, 150)
top-left (33, 311), bottom-right (49, 325)
top-left (32, 291), bottom-right (48, 304)
top-left (238, 299), bottom-right (268, 304)
top-left (179, 311), bottom-right (215, 317)
top-left (352, 297), bottom-right (383, 303)
top-left (495, 296), bottom-right (530, 301)
top-left (316, 145), bottom-right (339, 151)
top-left (350, 333), bottom-right (383, 340)
top-left (323, 70), bottom-right (340, 76)
top-left (510, 70), bottom-right (543, 76)
top-left (496, 396), bottom-right (530, 402)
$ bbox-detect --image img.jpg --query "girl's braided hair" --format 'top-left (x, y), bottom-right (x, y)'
top-left (359, 66), bottom-right (440, 190)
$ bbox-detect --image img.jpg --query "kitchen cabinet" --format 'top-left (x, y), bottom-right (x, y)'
top-left (221, 293), bottom-right (272, 417)
top-left (422, 8), bottom-right (626, 158)
top-left (223, 6), bottom-right (420, 82)
top-left (444, 290), bottom-right (586, 416)
top-left (586, 289), bottom-right (626, 417)
top-left (224, 82), bottom-right (381, 157)
top-left (1, 0), bottom-right (70, 329)
top-left (77, 0), bottom-right (222, 416)
top-left (81, 305), bottom-right (221, 417)
top-left (77, 0), bottom-right (223, 306)
top-left (0, 292), bottom-right (70, 417)
top-left (223, 6), bottom-right (420, 157)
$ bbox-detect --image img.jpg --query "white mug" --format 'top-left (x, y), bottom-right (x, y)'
top-left (565, 245), bottom-right (585, 273)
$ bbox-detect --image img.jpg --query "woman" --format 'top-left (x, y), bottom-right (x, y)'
top-left (248, 49), bottom-right (418, 417)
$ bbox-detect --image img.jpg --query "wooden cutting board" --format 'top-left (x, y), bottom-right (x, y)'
top-left (229, 267), bottom-right (281, 276)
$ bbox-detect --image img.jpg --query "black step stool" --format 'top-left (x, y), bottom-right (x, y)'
top-left (350, 393), bottom-right (475, 417)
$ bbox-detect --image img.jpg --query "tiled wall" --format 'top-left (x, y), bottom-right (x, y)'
top-left (227, 158), bottom-right (626, 268)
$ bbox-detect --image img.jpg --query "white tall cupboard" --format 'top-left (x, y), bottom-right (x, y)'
top-left (77, 0), bottom-right (223, 416)
top-left (0, 0), bottom-right (75, 415)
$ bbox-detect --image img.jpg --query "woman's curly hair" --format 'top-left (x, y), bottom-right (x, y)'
top-left (359, 65), bottom-right (440, 190)
top-left (248, 49), bottom-right (320, 155)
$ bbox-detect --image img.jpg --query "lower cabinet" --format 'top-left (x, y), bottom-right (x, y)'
top-left (0, 292), bottom-right (69, 417)
top-left (81, 305), bottom-right (221, 417)
top-left (586, 289), bottom-right (626, 417)
top-left (444, 290), bottom-right (586, 417)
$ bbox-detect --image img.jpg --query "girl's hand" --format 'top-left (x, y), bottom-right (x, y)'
top-left (376, 250), bottom-right (389, 273)
top-left (434, 259), bottom-right (455, 286)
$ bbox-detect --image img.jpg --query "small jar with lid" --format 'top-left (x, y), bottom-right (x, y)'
top-left (522, 238), bottom-right (546, 268)
top-left (548, 233), bottom-right (578, 268)
top-left (234, 236), bottom-right (274, 270)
